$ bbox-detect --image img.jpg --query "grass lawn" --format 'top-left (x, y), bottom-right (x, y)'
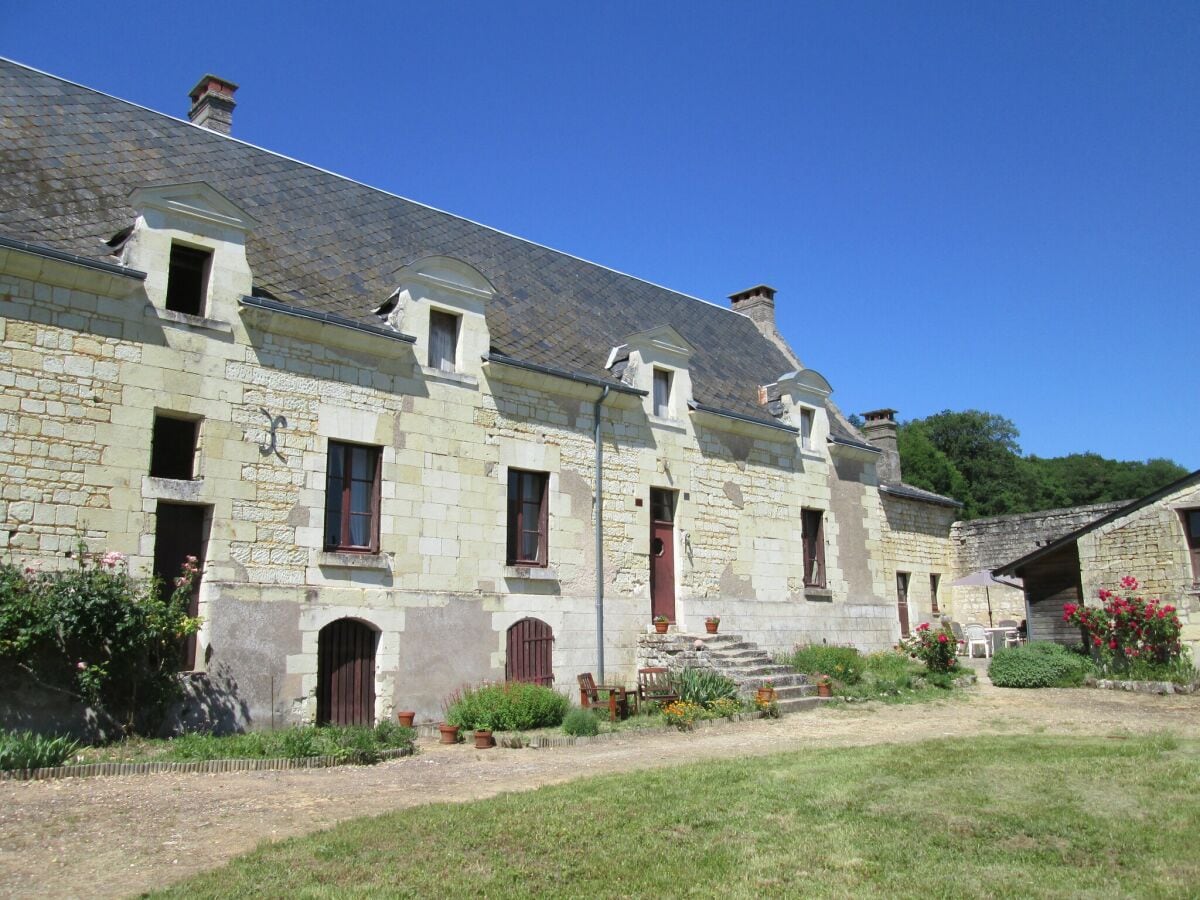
top-left (156, 733), bottom-right (1198, 898)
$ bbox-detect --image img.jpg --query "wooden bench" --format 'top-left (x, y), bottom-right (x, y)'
top-left (637, 667), bottom-right (678, 708)
top-left (577, 672), bottom-right (630, 721)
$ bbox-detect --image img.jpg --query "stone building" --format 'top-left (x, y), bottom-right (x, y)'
top-left (948, 502), bottom-right (1125, 625)
top-left (995, 471), bottom-right (1200, 652)
top-left (2, 61), bottom-right (976, 731)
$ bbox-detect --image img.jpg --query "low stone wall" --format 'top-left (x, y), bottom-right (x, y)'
top-left (1090, 678), bottom-right (1197, 695)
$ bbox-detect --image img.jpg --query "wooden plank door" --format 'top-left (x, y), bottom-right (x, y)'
top-left (506, 618), bottom-right (554, 685)
top-left (153, 502), bottom-right (207, 670)
top-left (317, 619), bottom-right (377, 726)
top-left (896, 572), bottom-right (911, 638)
top-left (650, 489), bottom-right (676, 622)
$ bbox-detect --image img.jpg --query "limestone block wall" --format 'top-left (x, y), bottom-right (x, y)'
top-left (1078, 482), bottom-right (1200, 651)
top-left (948, 502), bottom-right (1123, 625)
top-left (879, 495), bottom-right (956, 632)
top-left (2, 243), bottom-right (897, 728)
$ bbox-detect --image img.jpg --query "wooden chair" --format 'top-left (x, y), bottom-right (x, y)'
top-left (577, 673), bottom-right (629, 721)
top-left (637, 667), bottom-right (678, 708)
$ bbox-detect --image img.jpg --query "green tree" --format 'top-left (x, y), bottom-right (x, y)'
top-left (896, 422), bottom-right (969, 505)
top-left (896, 410), bottom-right (1187, 519)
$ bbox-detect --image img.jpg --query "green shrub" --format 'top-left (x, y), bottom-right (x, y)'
top-left (445, 682), bottom-right (570, 731)
top-left (705, 697), bottom-right (743, 718)
top-left (315, 725), bottom-right (379, 763)
top-left (0, 548), bottom-right (201, 733)
top-left (279, 726), bottom-right (318, 759)
top-left (784, 645), bottom-right (864, 684)
top-left (561, 708), bottom-right (600, 737)
top-left (672, 668), bottom-right (738, 706)
top-left (0, 730), bottom-right (80, 770)
top-left (372, 718), bottom-right (415, 749)
top-left (153, 724), bottom-right (413, 763)
top-left (989, 642), bottom-right (1094, 688)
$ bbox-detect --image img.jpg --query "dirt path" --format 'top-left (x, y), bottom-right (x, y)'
top-left (3, 677), bottom-right (1198, 899)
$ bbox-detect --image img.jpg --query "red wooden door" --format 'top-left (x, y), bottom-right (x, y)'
top-left (317, 619), bottom-right (377, 726)
top-left (896, 572), bottom-right (911, 638)
top-left (650, 489), bottom-right (676, 622)
top-left (506, 618), bottom-right (554, 685)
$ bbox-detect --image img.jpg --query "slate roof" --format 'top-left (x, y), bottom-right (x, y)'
top-left (994, 469), bottom-right (1200, 576)
top-left (879, 482), bottom-right (963, 509)
top-left (0, 58), bottom-right (825, 424)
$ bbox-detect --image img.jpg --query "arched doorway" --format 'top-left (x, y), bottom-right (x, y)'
top-left (505, 618), bottom-right (554, 686)
top-left (317, 618), bottom-right (377, 726)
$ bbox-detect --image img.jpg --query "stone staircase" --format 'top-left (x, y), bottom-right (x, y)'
top-left (636, 632), bottom-right (830, 715)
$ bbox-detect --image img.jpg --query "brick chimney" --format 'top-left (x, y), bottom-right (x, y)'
top-left (861, 408), bottom-right (902, 484)
top-left (729, 284), bottom-right (777, 331)
top-left (188, 75), bottom-right (238, 135)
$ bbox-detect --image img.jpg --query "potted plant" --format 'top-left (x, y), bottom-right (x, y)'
top-left (653, 615), bottom-right (670, 634)
top-left (473, 728), bottom-right (495, 749)
top-left (704, 616), bottom-right (720, 634)
top-left (396, 710), bottom-right (416, 728)
top-left (755, 679), bottom-right (775, 705)
top-left (437, 722), bottom-right (461, 744)
top-left (815, 673), bottom-right (833, 698)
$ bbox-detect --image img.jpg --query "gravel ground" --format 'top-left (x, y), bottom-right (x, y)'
top-left (2, 672), bottom-right (1198, 899)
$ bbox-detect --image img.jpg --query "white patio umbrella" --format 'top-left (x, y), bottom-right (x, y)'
top-left (950, 570), bottom-right (1023, 627)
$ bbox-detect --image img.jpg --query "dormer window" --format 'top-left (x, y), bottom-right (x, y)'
top-left (428, 309), bottom-right (459, 373)
top-left (799, 407), bottom-right (815, 450)
top-left (166, 243), bottom-right (211, 316)
top-left (653, 368), bottom-right (672, 418)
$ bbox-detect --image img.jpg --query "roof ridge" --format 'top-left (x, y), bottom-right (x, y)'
top-left (0, 55), bottom-right (752, 323)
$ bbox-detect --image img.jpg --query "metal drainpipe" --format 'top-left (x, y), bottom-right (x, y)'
top-left (594, 385), bottom-right (611, 682)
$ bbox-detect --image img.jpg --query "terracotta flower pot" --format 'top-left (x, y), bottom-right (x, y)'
top-left (654, 621), bottom-right (669, 634)
top-left (817, 682), bottom-right (832, 698)
top-left (756, 686), bottom-right (775, 705)
top-left (397, 711), bottom-right (416, 728)
top-left (473, 729), bottom-right (494, 749)
top-left (438, 723), bottom-right (460, 745)
top-left (705, 621), bottom-right (718, 634)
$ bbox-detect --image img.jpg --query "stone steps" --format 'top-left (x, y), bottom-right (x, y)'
top-left (636, 631), bottom-right (826, 715)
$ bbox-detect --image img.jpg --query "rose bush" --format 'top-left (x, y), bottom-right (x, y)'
top-left (0, 546), bottom-right (200, 734)
top-left (1063, 576), bottom-right (1186, 673)
top-left (899, 622), bottom-right (960, 673)
top-left (1070, 580), bottom-right (1190, 681)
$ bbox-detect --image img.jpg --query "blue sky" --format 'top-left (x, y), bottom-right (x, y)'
top-left (5, 1), bottom-right (1197, 468)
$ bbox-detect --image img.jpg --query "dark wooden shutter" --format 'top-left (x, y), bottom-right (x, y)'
top-left (537, 472), bottom-right (549, 566)
top-left (506, 618), bottom-right (554, 686)
top-left (506, 469), bottom-right (518, 563)
top-left (896, 573), bottom-right (911, 638)
top-left (802, 508), bottom-right (826, 588)
top-left (317, 619), bottom-right (376, 726)
top-left (370, 447), bottom-right (382, 553)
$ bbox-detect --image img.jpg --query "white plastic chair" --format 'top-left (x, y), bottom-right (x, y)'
top-left (997, 619), bottom-right (1021, 648)
top-left (964, 623), bottom-right (990, 658)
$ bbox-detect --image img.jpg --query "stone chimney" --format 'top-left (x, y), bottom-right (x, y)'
top-left (861, 408), bottom-right (902, 484)
top-left (188, 75), bottom-right (238, 135)
top-left (729, 284), bottom-right (777, 331)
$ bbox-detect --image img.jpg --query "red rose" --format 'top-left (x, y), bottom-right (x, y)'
top-left (938, 633), bottom-right (948, 643)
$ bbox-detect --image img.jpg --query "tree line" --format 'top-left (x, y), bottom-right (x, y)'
top-left (889, 410), bottom-right (1188, 519)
